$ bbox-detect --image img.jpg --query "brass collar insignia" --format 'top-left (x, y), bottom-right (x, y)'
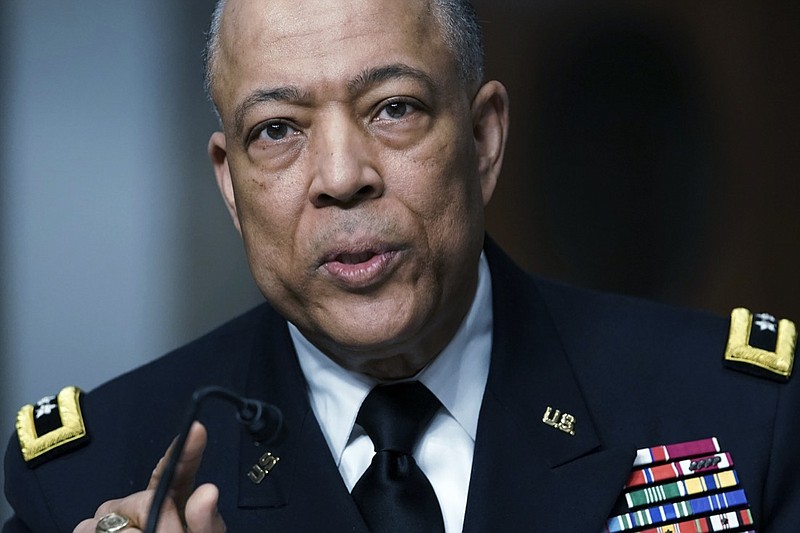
top-left (542, 405), bottom-right (576, 436)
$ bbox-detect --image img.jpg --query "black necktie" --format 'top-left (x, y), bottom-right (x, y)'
top-left (351, 381), bottom-right (445, 533)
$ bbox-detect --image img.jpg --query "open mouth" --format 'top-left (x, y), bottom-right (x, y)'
top-left (335, 251), bottom-right (379, 265)
top-left (319, 245), bottom-right (401, 288)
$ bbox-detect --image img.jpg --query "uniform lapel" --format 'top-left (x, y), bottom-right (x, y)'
top-left (228, 306), bottom-right (369, 531)
top-left (463, 242), bottom-right (635, 532)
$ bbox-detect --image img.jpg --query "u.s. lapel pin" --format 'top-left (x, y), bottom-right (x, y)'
top-left (247, 451), bottom-right (280, 484)
top-left (542, 406), bottom-right (576, 436)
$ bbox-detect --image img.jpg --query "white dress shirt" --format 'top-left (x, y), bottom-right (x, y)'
top-left (291, 253), bottom-right (493, 533)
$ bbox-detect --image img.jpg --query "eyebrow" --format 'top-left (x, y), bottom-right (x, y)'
top-left (347, 64), bottom-right (437, 97)
top-left (233, 86), bottom-right (306, 138)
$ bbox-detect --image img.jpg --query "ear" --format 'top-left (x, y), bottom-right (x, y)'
top-left (208, 131), bottom-right (241, 233)
top-left (470, 80), bottom-right (509, 206)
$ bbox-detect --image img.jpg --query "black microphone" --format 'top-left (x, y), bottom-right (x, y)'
top-left (143, 386), bottom-right (283, 533)
top-left (236, 396), bottom-right (284, 443)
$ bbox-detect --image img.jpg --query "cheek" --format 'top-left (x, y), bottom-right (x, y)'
top-left (419, 142), bottom-right (485, 265)
top-left (232, 153), bottom-right (306, 227)
top-left (391, 131), bottom-right (481, 231)
top-left (237, 186), bottom-right (285, 244)
top-left (232, 172), bottom-right (308, 274)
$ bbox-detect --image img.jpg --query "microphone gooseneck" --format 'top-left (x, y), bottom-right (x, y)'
top-left (237, 397), bottom-right (284, 443)
top-left (143, 386), bottom-right (283, 533)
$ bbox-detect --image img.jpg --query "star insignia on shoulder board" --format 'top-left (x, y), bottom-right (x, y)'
top-left (754, 313), bottom-right (777, 332)
top-left (34, 395), bottom-right (57, 418)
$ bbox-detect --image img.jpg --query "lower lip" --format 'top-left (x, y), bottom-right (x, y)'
top-left (321, 250), bottom-right (400, 288)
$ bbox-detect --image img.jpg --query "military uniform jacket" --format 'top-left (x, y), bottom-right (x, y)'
top-left (4, 241), bottom-right (800, 532)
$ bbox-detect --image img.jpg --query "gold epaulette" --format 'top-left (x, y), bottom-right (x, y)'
top-left (724, 308), bottom-right (797, 382)
top-left (16, 386), bottom-right (89, 467)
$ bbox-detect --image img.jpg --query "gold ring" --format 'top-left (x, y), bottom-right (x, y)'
top-left (95, 512), bottom-right (133, 533)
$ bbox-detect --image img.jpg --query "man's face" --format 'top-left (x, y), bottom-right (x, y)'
top-left (209, 0), bottom-right (507, 378)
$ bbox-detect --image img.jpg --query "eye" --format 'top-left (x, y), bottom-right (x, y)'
top-left (264, 122), bottom-right (294, 140)
top-left (376, 99), bottom-right (418, 121)
top-left (249, 120), bottom-right (298, 145)
top-left (382, 102), bottom-right (408, 119)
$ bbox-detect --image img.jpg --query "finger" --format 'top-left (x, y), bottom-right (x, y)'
top-left (74, 493), bottom-right (185, 533)
top-left (94, 494), bottom-right (150, 522)
top-left (185, 483), bottom-right (227, 533)
top-left (73, 499), bottom-right (133, 532)
top-left (103, 491), bottom-right (186, 533)
top-left (147, 421), bottom-right (208, 512)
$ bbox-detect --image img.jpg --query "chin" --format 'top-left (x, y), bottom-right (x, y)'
top-left (316, 309), bottom-right (427, 352)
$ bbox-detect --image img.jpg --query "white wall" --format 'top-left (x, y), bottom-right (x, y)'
top-left (0, 2), bottom-right (262, 522)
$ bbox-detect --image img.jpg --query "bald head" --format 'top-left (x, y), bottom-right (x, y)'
top-left (202, 0), bottom-right (485, 109)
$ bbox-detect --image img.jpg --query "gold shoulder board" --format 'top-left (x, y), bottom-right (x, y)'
top-left (724, 308), bottom-right (797, 382)
top-left (16, 386), bottom-right (89, 467)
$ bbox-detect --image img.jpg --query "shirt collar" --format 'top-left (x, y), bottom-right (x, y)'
top-left (291, 252), bottom-right (493, 465)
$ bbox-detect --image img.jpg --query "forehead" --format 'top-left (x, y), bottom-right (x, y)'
top-left (213, 0), bottom-right (456, 117)
top-left (224, 0), bottom-right (438, 47)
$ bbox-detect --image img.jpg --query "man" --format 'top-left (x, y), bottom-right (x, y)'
top-left (4, 0), bottom-right (798, 531)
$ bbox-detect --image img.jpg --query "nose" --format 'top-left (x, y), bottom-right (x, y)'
top-left (308, 114), bottom-right (384, 208)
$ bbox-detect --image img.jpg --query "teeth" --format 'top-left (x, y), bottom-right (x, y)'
top-left (338, 252), bottom-right (375, 264)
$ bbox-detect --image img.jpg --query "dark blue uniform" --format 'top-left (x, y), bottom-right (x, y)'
top-left (4, 241), bottom-right (799, 531)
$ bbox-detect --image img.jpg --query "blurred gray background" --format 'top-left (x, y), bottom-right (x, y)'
top-left (1, 0), bottom-right (798, 523)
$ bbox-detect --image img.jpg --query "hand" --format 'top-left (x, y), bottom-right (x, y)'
top-left (73, 422), bottom-right (227, 533)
